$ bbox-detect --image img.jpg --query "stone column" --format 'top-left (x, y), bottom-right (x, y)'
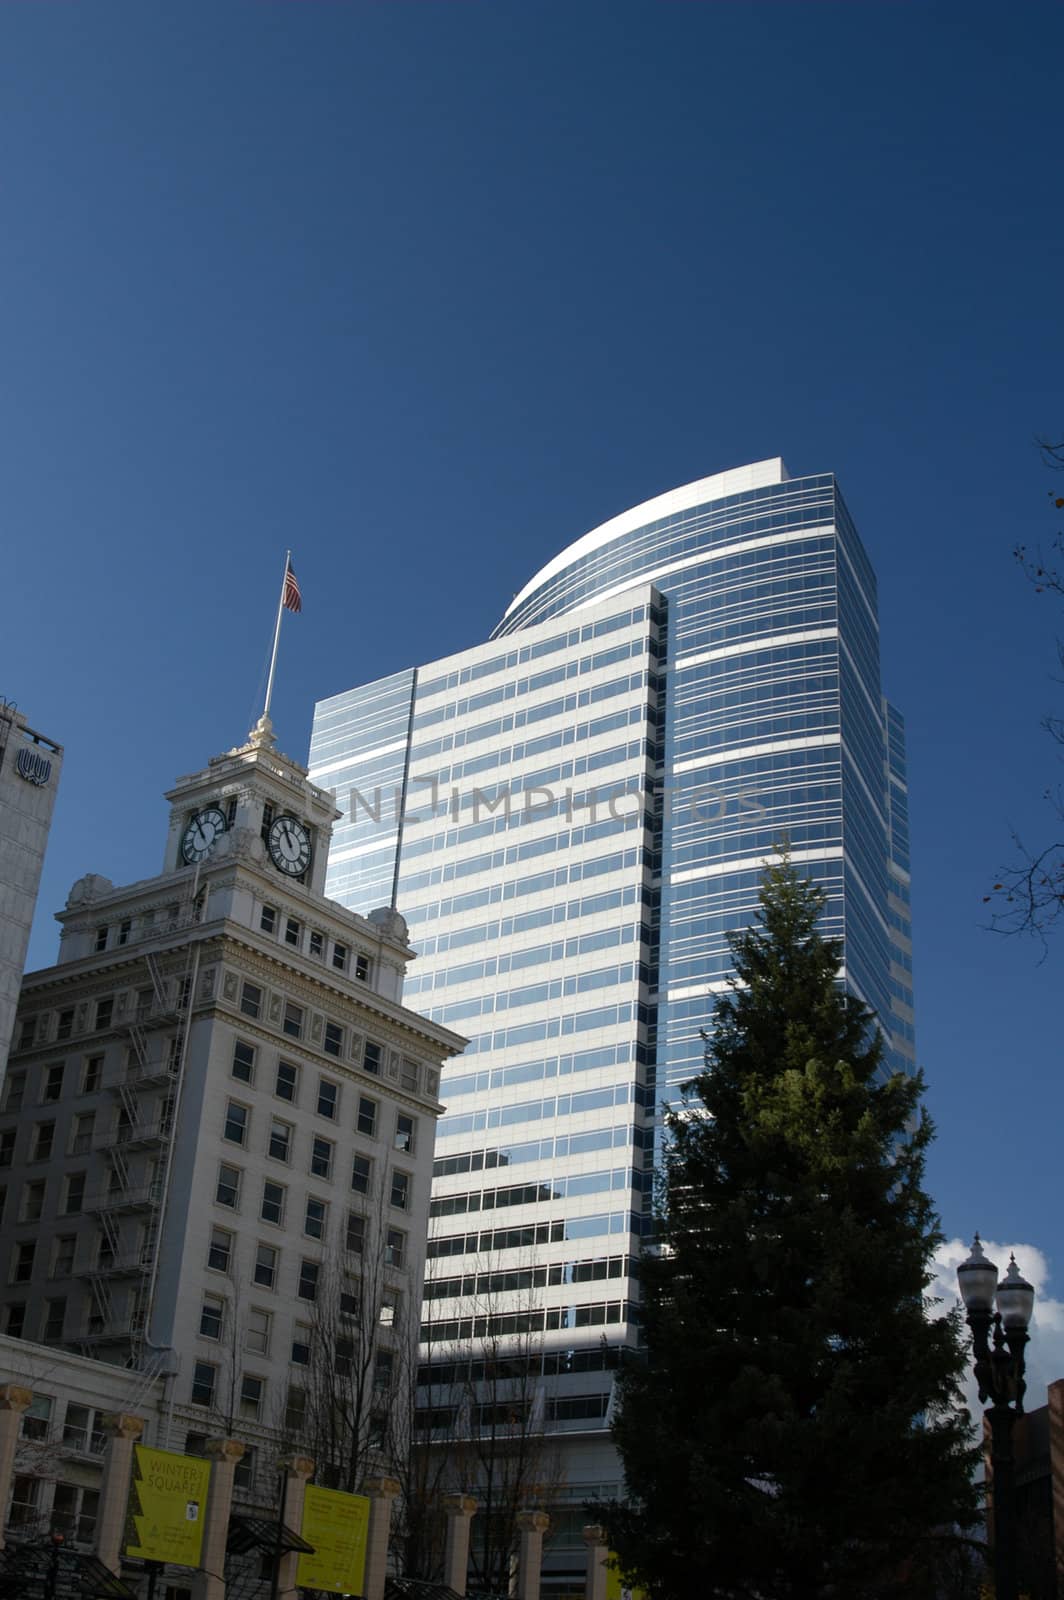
top-left (514, 1511), bottom-right (550, 1600)
top-left (194, 1439), bottom-right (245, 1600)
top-left (582, 1524), bottom-right (609, 1600)
top-left (95, 1413), bottom-right (145, 1573)
top-left (276, 1455), bottom-right (315, 1600)
top-left (0, 1386), bottom-right (31, 1551)
top-left (442, 1493), bottom-right (477, 1594)
top-left (362, 1475), bottom-right (400, 1600)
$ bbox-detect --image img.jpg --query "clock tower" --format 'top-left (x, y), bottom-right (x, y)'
top-left (0, 713), bottom-right (467, 1485)
top-left (163, 715), bottom-right (338, 897)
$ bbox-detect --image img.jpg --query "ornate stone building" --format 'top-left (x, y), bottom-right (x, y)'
top-left (0, 718), bottom-right (465, 1507)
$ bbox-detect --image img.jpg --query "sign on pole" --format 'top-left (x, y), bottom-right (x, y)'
top-left (296, 1484), bottom-right (371, 1596)
top-left (123, 1445), bottom-right (212, 1568)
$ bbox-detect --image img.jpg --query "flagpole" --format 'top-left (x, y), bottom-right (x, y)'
top-left (262, 549), bottom-right (290, 724)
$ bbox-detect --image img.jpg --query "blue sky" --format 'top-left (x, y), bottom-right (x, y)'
top-left (4, 3), bottom-right (1062, 1310)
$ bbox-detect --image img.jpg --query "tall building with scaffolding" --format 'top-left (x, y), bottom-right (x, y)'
top-left (0, 720), bottom-right (464, 1503)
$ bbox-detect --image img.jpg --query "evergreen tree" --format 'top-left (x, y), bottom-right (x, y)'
top-left (595, 856), bottom-right (979, 1600)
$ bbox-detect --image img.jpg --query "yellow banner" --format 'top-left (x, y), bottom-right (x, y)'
top-left (296, 1484), bottom-right (371, 1596)
top-left (124, 1444), bottom-right (212, 1568)
top-left (605, 1552), bottom-right (646, 1600)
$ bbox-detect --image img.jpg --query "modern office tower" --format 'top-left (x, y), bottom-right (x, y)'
top-left (309, 458), bottom-right (914, 1588)
top-left (0, 718), bottom-right (464, 1507)
top-left (0, 701), bottom-right (63, 1082)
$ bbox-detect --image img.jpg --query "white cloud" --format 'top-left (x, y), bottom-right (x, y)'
top-left (931, 1238), bottom-right (1064, 1420)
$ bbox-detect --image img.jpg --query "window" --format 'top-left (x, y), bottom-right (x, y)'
top-left (395, 1114), bottom-right (416, 1154)
top-left (323, 1022), bottom-right (343, 1059)
top-left (5, 1303), bottom-right (25, 1338)
top-left (61, 1171), bottom-right (84, 1216)
top-left (310, 1136), bottom-right (333, 1180)
top-left (17, 1017), bottom-right (36, 1051)
top-left (260, 904), bottom-right (278, 935)
top-left (332, 942), bottom-right (348, 972)
top-left (276, 1061), bottom-right (299, 1102)
top-left (21, 1181), bottom-right (45, 1222)
top-left (268, 1120), bottom-right (292, 1163)
top-left (118, 920), bottom-right (132, 947)
top-left (304, 1197), bottom-right (327, 1241)
top-left (261, 1180), bottom-right (286, 1226)
top-left (379, 1289), bottom-right (400, 1328)
top-left (254, 1244), bottom-right (278, 1290)
top-left (31, 1120), bottom-right (55, 1160)
top-left (291, 1325), bottom-right (311, 1366)
top-left (200, 1296), bottom-right (225, 1340)
top-left (0, 1129), bottom-right (14, 1167)
top-left (82, 1056), bottom-right (102, 1093)
top-left (21, 1394), bottom-right (52, 1441)
top-left (233, 1444), bottom-right (256, 1496)
top-left (351, 1154), bottom-right (372, 1195)
top-left (240, 1374), bottom-right (264, 1421)
top-left (9, 1475), bottom-right (39, 1528)
top-left (216, 1163), bottom-right (241, 1209)
top-left (231, 1040), bottom-right (255, 1084)
top-left (52, 1482), bottom-right (99, 1544)
top-left (390, 1171), bottom-right (410, 1210)
top-left (3, 1072), bottom-right (25, 1112)
top-left (374, 1349), bottom-right (394, 1393)
top-left (42, 1298), bottom-right (66, 1342)
top-left (285, 917), bottom-right (301, 948)
top-left (334, 1336), bottom-right (354, 1378)
top-left (297, 1260), bottom-right (320, 1302)
top-left (357, 1097), bottom-right (377, 1138)
top-left (285, 1384), bottom-right (306, 1433)
top-left (207, 1228), bottom-right (232, 1274)
top-left (95, 997), bottom-right (113, 1031)
top-left (191, 1362), bottom-right (217, 1407)
top-left (309, 931), bottom-right (324, 959)
top-left (317, 1078), bottom-right (339, 1119)
top-left (12, 1241), bottom-right (35, 1284)
top-left (246, 1307), bottom-right (271, 1356)
top-left (224, 1102), bottom-right (249, 1146)
top-left (70, 1112), bottom-right (94, 1155)
top-left (53, 1235), bottom-right (76, 1277)
top-left (239, 981), bottom-right (262, 1019)
top-left (42, 1062), bottom-right (64, 1100)
top-left (282, 1003), bottom-right (304, 1040)
top-left (94, 927), bottom-right (108, 953)
top-left (63, 1404), bottom-right (103, 1456)
top-left (56, 1009), bottom-right (75, 1041)
top-left (363, 1040), bottom-right (382, 1076)
top-left (355, 953), bottom-right (370, 983)
top-left (385, 1228), bottom-right (405, 1269)
top-left (346, 1212), bottom-right (366, 1254)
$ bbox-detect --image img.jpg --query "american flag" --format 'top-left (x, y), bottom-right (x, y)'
top-left (283, 559), bottom-right (302, 614)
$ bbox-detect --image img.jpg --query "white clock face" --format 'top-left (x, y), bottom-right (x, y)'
top-left (181, 807), bottom-right (228, 865)
top-left (267, 814), bottom-right (312, 877)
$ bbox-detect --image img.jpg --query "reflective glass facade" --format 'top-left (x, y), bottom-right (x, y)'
top-left (309, 458), bottom-right (913, 1560)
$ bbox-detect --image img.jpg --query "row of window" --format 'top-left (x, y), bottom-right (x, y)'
top-left (220, 1100), bottom-right (413, 1208)
top-left (421, 1298), bottom-right (636, 1343)
top-left (228, 1036), bottom-right (417, 1145)
top-left (428, 1165), bottom-right (649, 1218)
top-left (235, 979), bottom-right (420, 1089)
top-left (424, 1254), bottom-right (630, 1301)
top-left (416, 602), bottom-right (649, 700)
top-left (419, 1343), bottom-right (628, 1387)
top-left (256, 904), bottom-right (370, 980)
top-left (210, 1164), bottom-right (408, 1262)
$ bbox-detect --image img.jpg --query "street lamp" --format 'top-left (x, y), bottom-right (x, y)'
top-left (956, 1235), bottom-right (1036, 1600)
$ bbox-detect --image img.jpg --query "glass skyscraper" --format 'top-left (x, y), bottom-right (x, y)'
top-left (308, 458), bottom-right (914, 1585)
